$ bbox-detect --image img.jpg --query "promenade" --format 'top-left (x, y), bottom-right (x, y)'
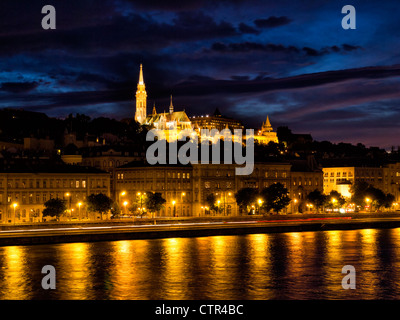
top-left (1, 212), bottom-right (400, 246)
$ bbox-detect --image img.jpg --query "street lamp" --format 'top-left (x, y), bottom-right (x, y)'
top-left (65, 192), bottom-right (72, 219)
top-left (172, 200), bottom-right (176, 217)
top-left (123, 201), bottom-right (128, 215)
top-left (12, 202), bottom-right (18, 225)
top-left (137, 192), bottom-right (146, 216)
top-left (119, 191), bottom-right (126, 206)
top-left (77, 202), bottom-right (82, 220)
top-left (217, 200), bottom-right (221, 215)
top-left (181, 192), bottom-right (186, 216)
top-left (365, 197), bottom-right (371, 212)
top-left (257, 198), bottom-right (263, 214)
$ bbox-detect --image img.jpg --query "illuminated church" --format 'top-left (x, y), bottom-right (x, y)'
top-left (134, 64), bottom-right (279, 144)
top-left (134, 64), bottom-right (192, 141)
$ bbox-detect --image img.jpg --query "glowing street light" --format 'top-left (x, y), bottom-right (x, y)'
top-left (123, 201), bottom-right (128, 214)
top-left (77, 202), bottom-right (82, 220)
top-left (365, 197), bottom-right (371, 212)
top-left (172, 200), bottom-right (176, 217)
top-left (12, 202), bottom-right (18, 225)
top-left (65, 192), bottom-right (72, 218)
top-left (257, 198), bottom-right (263, 214)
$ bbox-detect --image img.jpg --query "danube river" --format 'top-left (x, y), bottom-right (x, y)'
top-left (1, 228), bottom-right (400, 299)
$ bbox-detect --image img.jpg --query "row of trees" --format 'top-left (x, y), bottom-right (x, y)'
top-left (43, 181), bottom-right (397, 220)
top-left (42, 192), bottom-right (166, 220)
top-left (227, 180), bottom-right (396, 215)
top-left (232, 183), bottom-right (291, 215)
top-left (306, 181), bottom-right (395, 212)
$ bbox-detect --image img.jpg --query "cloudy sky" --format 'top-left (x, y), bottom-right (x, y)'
top-left (1, 0), bottom-right (400, 148)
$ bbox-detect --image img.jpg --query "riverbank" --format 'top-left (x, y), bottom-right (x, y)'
top-left (2, 213), bottom-right (400, 246)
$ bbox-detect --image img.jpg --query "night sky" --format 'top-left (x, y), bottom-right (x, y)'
top-left (1, 0), bottom-right (400, 149)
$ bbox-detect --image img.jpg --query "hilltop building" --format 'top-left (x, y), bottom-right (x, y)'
top-left (253, 116), bottom-right (279, 145)
top-left (134, 65), bottom-right (192, 142)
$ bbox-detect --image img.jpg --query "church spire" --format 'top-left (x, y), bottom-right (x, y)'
top-left (169, 95), bottom-right (174, 114)
top-left (139, 64), bottom-right (144, 85)
top-left (135, 64), bottom-right (147, 124)
top-left (152, 102), bottom-right (156, 115)
top-left (262, 115), bottom-right (273, 132)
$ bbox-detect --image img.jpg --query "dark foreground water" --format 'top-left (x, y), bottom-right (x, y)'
top-left (1, 228), bottom-right (400, 299)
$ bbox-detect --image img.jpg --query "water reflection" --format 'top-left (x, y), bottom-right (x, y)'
top-left (1, 228), bottom-right (400, 299)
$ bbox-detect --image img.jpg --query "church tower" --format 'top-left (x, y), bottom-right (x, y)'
top-left (135, 64), bottom-right (147, 124)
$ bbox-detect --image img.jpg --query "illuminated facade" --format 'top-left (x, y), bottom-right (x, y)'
top-left (134, 65), bottom-right (192, 141)
top-left (323, 164), bottom-right (400, 203)
top-left (115, 161), bottom-right (323, 216)
top-left (144, 96), bottom-right (193, 142)
top-left (322, 166), bottom-right (384, 198)
top-left (253, 116), bottom-right (279, 145)
top-left (0, 164), bottom-right (110, 223)
top-left (135, 64), bottom-right (147, 124)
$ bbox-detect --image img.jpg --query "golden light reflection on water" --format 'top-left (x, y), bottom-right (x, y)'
top-left (159, 237), bottom-right (192, 299)
top-left (108, 240), bottom-right (150, 299)
top-left (1, 228), bottom-right (400, 299)
top-left (245, 234), bottom-right (272, 299)
top-left (56, 242), bottom-right (92, 299)
top-left (0, 246), bottom-right (31, 299)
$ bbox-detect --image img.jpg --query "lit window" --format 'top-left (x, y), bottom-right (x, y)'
top-left (76, 180), bottom-right (80, 188)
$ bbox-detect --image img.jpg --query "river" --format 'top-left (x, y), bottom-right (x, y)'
top-left (1, 228), bottom-right (400, 299)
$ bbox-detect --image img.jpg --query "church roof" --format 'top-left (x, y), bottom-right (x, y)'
top-left (145, 110), bottom-right (191, 125)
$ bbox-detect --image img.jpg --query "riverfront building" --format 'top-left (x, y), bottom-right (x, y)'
top-left (322, 163), bottom-right (400, 203)
top-left (115, 161), bottom-right (323, 217)
top-left (0, 161), bottom-right (110, 223)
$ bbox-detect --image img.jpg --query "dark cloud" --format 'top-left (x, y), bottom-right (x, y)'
top-left (173, 65), bottom-right (400, 96)
top-left (0, 81), bottom-right (39, 93)
top-left (211, 41), bottom-right (300, 54)
top-left (254, 16), bottom-right (292, 28)
top-left (0, 11), bottom-right (238, 57)
top-left (342, 44), bottom-right (363, 52)
top-left (238, 22), bottom-right (260, 35)
top-left (210, 41), bottom-right (362, 58)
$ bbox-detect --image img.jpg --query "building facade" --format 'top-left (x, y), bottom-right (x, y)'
top-left (323, 163), bottom-right (400, 203)
top-left (115, 161), bottom-right (323, 216)
top-left (253, 116), bottom-right (279, 145)
top-left (0, 165), bottom-right (110, 223)
top-left (322, 166), bottom-right (385, 198)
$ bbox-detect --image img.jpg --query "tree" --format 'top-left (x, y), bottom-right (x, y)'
top-left (306, 189), bottom-right (327, 213)
top-left (325, 190), bottom-right (346, 210)
top-left (129, 192), bottom-right (148, 217)
top-left (145, 192), bottom-right (166, 218)
top-left (87, 193), bottom-right (113, 220)
top-left (42, 198), bottom-right (67, 220)
top-left (365, 186), bottom-right (386, 210)
top-left (350, 181), bottom-right (391, 211)
top-left (383, 193), bottom-right (395, 209)
top-left (206, 193), bottom-right (218, 214)
top-left (260, 183), bottom-right (291, 215)
top-left (110, 201), bottom-right (121, 218)
top-left (234, 188), bottom-right (258, 214)
top-left (350, 181), bottom-right (370, 206)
